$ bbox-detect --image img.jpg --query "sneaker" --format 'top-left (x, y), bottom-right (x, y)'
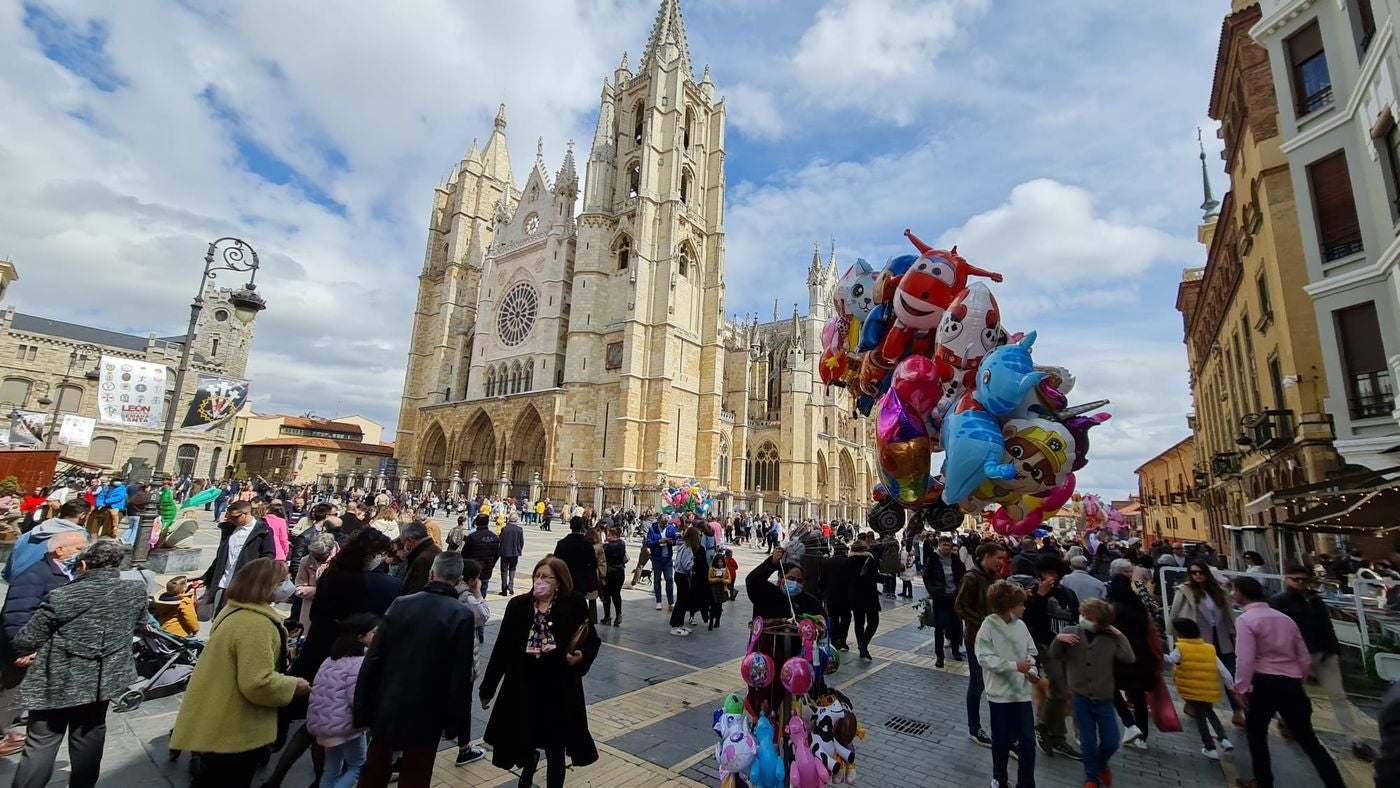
top-left (990, 781), bottom-right (1002, 788)
top-left (1037, 736), bottom-right (1053, 755)
top-left (1051, 742), bottom-right (1082, 760)
top-left (688, 617), bottom-right (697, 626)
top-left (1202, 747), bottom-right (1219, 760)
top-left (1220, 738), bottom-right (1234, 752)
top-left (969, 730), bottom-right (993, 748)
top-left (1130, 738), bottom-right (1147, 750)
top-left (1099, 767), bottom-right (1114, 786)
top-left (1008, 747), bottom-right (1018, 760)
top-left (655, 602), bottom-right (664, 610)
top-left (670, 627), bottom-right (689, 636)
top-left (1122, 725), bottom-right (1143, 744)
top-left (455, 747), bottom-right (486, 767)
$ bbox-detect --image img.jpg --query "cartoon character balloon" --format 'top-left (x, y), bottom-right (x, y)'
top-left (874, 388), bottom-right (937, 506)
top-left (940, 332), bottom-right (1046, 506)
top-left (742, 652), bottom-right (774, 689)
top-left (809, 692), bottom-right (859, 784)
top-left (787, 713), bottom-right (831, 788)
top-left (749, 714), bottom-right (787, 788)
top-left (934, 282), bottom-right (1008, 390)
top-left (713, 695), bottom-right (757, 785)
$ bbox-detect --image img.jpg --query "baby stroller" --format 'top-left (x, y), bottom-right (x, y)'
top-left (112, 614), bottom-right (203, 713)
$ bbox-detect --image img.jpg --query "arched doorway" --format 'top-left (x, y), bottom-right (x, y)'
top-left (420, 422), bottom-right (448, 478)
top-left (509, 406), bottom-right (547, 491)
top-left (816, 449), bottom-right (830, 499)
top-left (208, 447), bottom-right (223, 479)
top-left (458, 411), bottom-right (497, 483)
top-left (839, 450), bottom-right (856, 500)
top-left (175, 444), bottom-right (200, 477)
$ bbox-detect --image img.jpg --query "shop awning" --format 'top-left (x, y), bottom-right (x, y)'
top-left (1279, 481), bottom-right (1400, 534)
top-left (1245, 492), bottom-right (1275, 516)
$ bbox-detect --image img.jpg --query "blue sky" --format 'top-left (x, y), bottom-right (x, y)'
top-left (0, 0), bottom-right (1232, 496)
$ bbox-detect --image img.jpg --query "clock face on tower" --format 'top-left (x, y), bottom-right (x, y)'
top-left (525, 213), bottom-right (540, 234)
top-left (497, 283), bottom-right (538, 347)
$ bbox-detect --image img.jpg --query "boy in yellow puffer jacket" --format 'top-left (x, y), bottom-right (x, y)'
top-left (1166, 617), bottom-right (1235, 759)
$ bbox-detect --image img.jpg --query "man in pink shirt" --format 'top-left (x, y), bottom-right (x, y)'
top-left (1230, 576), bottom-right (1343, 788)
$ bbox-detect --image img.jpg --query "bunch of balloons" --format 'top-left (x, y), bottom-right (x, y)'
top-left (1079, 493), bottom-right (1129, 537)
top-left (826, 228), bottom-right (1112, 537)
top-left (661, 477), bottom-right (712, 517)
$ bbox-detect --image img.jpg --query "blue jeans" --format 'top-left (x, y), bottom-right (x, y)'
top-left (121, 515), bottom-right (140, 545)
top-left (1219, 651), bottom-right (1240, 710)
top-left (652, 555), bottom-right (674, 604)
top-left (989, 701), bottom-right (1035, 787)
top-left (320, 733), bottom-right (366, 788)
top-left (966, 637), bottom-right (984, 732)
top-left (1073, 695), bottom-right (1120, 785)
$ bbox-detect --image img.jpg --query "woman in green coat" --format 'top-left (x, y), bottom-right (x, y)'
top-left (171, 558), bottom-right (309, 786)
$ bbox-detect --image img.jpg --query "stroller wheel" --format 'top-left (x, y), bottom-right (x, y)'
top-left (112, 689), bottom-right (144, 713)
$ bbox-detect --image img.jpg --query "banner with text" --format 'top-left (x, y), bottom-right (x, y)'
top-left (181, 374), bottom-right (249, 432)
top-left (8, 410), bottom-right (47, 446)
top-left (57, 414), bottom-right (95, 447)
top-left (98, 356), bottom-right (167, 428)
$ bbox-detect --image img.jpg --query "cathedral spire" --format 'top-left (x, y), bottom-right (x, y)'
top-left (590, 81), bottom-right (616, 162)
top-left (640, 0), bottom-right (694, 79)
top-left (464, 138), bottom-right (480, 164)
top-left (557, 140), bottom-right (578, 190)
top-left (1198, 127), bottom-right (1219, 221)
top-left (806, 241), bottom-right (823, 285)
top-left (481, 103), bottom-right (513, 186)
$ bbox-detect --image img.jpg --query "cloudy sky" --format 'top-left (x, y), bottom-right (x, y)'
top-left (0, 0), bottom-right (1230, 497)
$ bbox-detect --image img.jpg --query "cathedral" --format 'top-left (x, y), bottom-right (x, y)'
top-left (394, 0), bottom-right (876, 520)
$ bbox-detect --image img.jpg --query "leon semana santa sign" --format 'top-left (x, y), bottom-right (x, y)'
top-left (97, 355), bottom-right (166, 429)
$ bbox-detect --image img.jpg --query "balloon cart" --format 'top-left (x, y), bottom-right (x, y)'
top-left (715, 615), bottom-right (860, 787)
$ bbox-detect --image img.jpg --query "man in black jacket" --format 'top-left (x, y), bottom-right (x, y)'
top-left (821, 543), bottom-right (852, 651)
top-left (355, 552), bottom-right (474, 788)
top-left (1271, 564), bottom-right (1376, 761)
top-left (399, 521), bottom-right (441, 596)
top-left (554, 517), bottom-right (598, 621)
top-left (1024, 555), bottom-right (1081, 760)
top-left (199, 501), bottom-right (274, 617)
top-left (922, 535), bottom-right (965, 667)
top-left (464, 515), bottom-right (501, 594)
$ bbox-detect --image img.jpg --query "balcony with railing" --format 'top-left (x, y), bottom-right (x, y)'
top-left (1348, 369), bottom-right (1394, 420)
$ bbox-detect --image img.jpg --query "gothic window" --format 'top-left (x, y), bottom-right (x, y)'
top-left (678, 245), bottom-right (691, 278)
top-left (627, 161), bottom-right (641, 198)
top-left (633, 101), bottom-right (645, 145)
top-left (684, 107), bottom-right (693, 150)
top-left (746, 442), bottom-right (779, 492)
top-left (766, 347), bottom-right (786, 420)
top-left (525, 359), bottom-right (534, 391)
top-left (717, 434), bottom-right (730, 488)
top-left (616, 236), bottom-right (631, 270)
top-left (511, 361), bottom-right (522, 394)
top-left (496, 283), bottom-right (539, 347)
top-left (680, 169), bottom-right (691, 205)
top-left (486, 367), bottom-right (496, 397)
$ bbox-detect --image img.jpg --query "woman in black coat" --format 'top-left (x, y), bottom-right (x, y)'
top-left (845, 541), bottom-right (882, 660)
top-left (481, 556), bottom-right (601, 788)
top-left (1107, 572), bottom-right (1159, 747)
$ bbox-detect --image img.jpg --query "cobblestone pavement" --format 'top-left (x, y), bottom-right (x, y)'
top-left (0, 513), bottom-right (1383, 786)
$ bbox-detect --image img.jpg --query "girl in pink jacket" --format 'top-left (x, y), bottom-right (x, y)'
top-left (307, 614), bottom-right (379, 788)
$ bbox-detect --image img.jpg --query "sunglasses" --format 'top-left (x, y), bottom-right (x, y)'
top-left (1189, 569), bottom-right (1206, 576)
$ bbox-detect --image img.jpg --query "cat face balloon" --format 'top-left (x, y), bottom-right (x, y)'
top-left (836, 259), bottom-right (878, 322)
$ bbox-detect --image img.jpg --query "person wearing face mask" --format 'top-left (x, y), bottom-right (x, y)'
top-left (171, 558), bottom-right (311, 787)
top-left (9, 538), bottom-right (149, 788)
top-left (1051, 597), bottom-right (1135, 788)
top-left (744, 546), bottom-right (827, 713)
top-left (481, 557), bottom-right (601, 788)
top-left (975, 581), bottom-right (1042, 788)
top-left (0, 530), bottom-right (87, 757)
top-left (4, 498), bottom-right (92, 583)
top-left (271, 529), bottom-right (400, 788)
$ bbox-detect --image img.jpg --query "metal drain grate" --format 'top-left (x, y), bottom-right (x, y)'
top-left (883, 715), bottom-right (931, 737)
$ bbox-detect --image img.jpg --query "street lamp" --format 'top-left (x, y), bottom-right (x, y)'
top-left (138, 237), bottom-right (264, 564)
top-left (45, 343), bottom-right (98, 450)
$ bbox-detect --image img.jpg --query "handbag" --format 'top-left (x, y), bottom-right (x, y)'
top-left (1148, 676), bottom-right (1182, 732)
top-left (196, 585), bottom-right (217, 622)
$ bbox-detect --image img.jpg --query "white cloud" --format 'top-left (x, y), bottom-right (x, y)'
top-left (790, 0), bottom-right (988, 123)
top-left (725, 83), bottom-right (784, 139)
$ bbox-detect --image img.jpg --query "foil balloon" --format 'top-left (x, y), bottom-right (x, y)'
top-left (749, 714), bottom-right (786, 788)
top-left (890, 355), bottom-right (943, 419)
top-left (941, 332), bottom-right (1046, 506)
top-left (781, 656), bottom-right (816, 696)
top-left (787, 713), bottom-right (831, 788)
top-left (835, 258), bottom-right (878, 322)
top-left (990, 473), bottom-right (1077, 537)
top-left (810, 693), bottom-right (859, 783)
top-left (875, 388), bottom-right (933, 506)
top-left (934, 281), bottom-right (1008, 391)
top-left (741, 652), bottom-right (774, 689)
top-left (713, 702), bottom-right (757, 782)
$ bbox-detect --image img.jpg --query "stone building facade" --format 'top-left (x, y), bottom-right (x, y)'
top-left (1175, 0), bottom-right (1343, 553)
top-left (0, 272), bottom-right (256, 478)
top-left (1251, 0), bottom-right (1400, 470)
top-left (395, 0), bottom-right (876, 519)
top-left (1135, 436), bottom-right (1210, 548)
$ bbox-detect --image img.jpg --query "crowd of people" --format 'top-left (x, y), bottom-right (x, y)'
top-left (0, 472), bottom-right (1396, 787)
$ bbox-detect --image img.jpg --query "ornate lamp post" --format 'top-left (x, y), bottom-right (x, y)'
top-left (44, 343), bottom-right (99, 450)
top-left (137, 238), bottom-right (265, 564)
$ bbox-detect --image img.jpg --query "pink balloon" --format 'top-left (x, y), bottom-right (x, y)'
top-left (780, 656), bottom-right (815, 696)
top-left (891, 355), bottom-right (943, 419)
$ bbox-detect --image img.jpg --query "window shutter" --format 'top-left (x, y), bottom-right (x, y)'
top-left (1288, 23), bottom-right (1324, 66)
top-left (1308, 152), bottom-right (1362, 257)
top-left (1336, 302), bottom-right (1386, 375)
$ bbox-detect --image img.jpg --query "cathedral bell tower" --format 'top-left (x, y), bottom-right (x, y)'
top-left (560, 0), bottom-right (728, 484)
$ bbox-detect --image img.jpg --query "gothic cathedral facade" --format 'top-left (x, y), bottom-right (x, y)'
top-left (395, 0), bottom-right (875, 520)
